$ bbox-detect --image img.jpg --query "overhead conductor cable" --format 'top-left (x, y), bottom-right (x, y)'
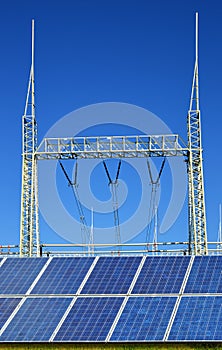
top-left (146, 157), bottom-right (166, 252)
top-left (103, 160), bottom-right (122, 252)
top-left (59, 161), bottom-right (90, 251)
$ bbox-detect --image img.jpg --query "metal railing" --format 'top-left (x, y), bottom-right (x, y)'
top-left (36, 134), bottom-right (188, 160)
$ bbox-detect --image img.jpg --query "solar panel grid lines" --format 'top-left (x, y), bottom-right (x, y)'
top-left (0, 258), bottom-right (47, 295)
top-left (178, 256), bottom-right (195, 294)
top-left (163, 296), bottom-right (181, 342)
top-left (132, 256), bottom-right (191, 295)
top-left (0, 298), bottom-right (26, 337)
top-left (163, 256), bottom-right (195, 341)
top-left (168, 296), bottom-right (222, 341)
top-left (110, 296), bottom-right (177, 342)
top-left (127, 256), bottom-right (146, 295)
top-left (185, 256), bottom-right (222, 294)
top-left (0, 298), bottom-right (22, 331)
top-left (0, 297), bottom-right (72, 342)
top-left (31, 257), bottom-right (95, 295)
top-left (76, 256), bottom-right (99, 295)
top-left (26, 257), bottom-right (53, 295)
top-left (54, 297), bottom-right (124, 342)
top-left (1, 256), bottom-right (222, 342)
top-left (81, 256), bottom-right (142, 295)
top-left (49, 297), bottom-right (77, 342)
top-left (0, 259), bottom-right (53, 339)
top-left (49, 256), bottom-right (99, 342)
top-left (0, 258), bottom-right (6, 268)
top-left (105, 256), bottom-right (147, 342)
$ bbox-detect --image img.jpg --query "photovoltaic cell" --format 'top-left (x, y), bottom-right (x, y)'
top-left (0, 298), bottom-right (21, 329)
top-left (0, 297), bottom-right (71, 342)
top-left (169, 296), bottom-right (222, 341)
top-left (55, 297), bottom-right (124, 341)
top-left (111, 296), bottom-right (176, 341)
top-left (1, 256), bottom-right (222, 343)
top-left (0, 258), bottom-right (47, 294)
top-left (185, 256), bottom-right (222, 293)
top-left (31, 257), bottom-right (94, 295)
top-left (81, 257), bottom-right (142, 294)
top-left (132, 256), bottom-right (190, 294)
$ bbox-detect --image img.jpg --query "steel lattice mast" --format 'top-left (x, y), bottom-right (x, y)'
top-left (19, 14), bottom-right (208, 257)
top-left (20, 20), bottom-right (40, 256)
top-left (187, 13), bottom-right (208, 255)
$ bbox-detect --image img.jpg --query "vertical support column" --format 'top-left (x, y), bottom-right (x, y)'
top-left (187, 13), bottom-right (208, 255)
top-left (20, 20), bottom-right (39, 257)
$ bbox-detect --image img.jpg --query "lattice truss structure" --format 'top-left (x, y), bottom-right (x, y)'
top-left (0, 256), bottom-right (222, 342)
top-left (187, 14), bottom-right (207, 255)
top-left (20, 20), bottom-right (39, 257)
top-left (20, 14), bottom-right (208, 256)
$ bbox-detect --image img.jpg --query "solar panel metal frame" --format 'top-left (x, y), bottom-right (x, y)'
top-left (110, 296), bottom-right (177, 342)
top-left (0, 256), bottom-right (222, 343)
top-left (81, 256), bottom-right (142, 295)
top-left (0, 258), bottom-right (48, 295)
top-left (30, 257), bottom-right (95, 295)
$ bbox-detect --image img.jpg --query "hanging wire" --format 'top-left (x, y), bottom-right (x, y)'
top-left (59, 161), bottom-right (90, 251)
top-left (103, 160), bottom-right (122, 254)
top-left (146, 157), bottom-right (166, 250)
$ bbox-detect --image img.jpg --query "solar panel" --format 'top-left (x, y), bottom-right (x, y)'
top-left (168, 296), bottom-right (222, 341)
top-left (1, 256), bottom-right (222, 343)
top-left (0, 297), bottom-right (71, 342)
top-left (132, 256), bottom-right (190, 294)
top-left (0, 298), bottom-right (21, 329)
top-left (111, 296), bottom-right (176, 341)
top-left (185, 256), bottom-right (222, 293)
top-left (55, 297), bottom-right (124, 341)
top-left (81, 257), bottom-right (142, 294)
top-left (31, 257), bottom-right (94, 295)
top-left (0, 258), bottom-right (47, 294)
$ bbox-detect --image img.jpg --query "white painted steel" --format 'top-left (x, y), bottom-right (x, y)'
top-left (20, 13), bottom-right (208, 257)
top-left (187, 13), bottom-right (208, 255)
top-left (36, 134), bottom-right (188, 159)
top-left (20, 20), bottom-right (39, 257)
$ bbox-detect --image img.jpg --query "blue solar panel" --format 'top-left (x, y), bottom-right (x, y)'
top-left (132, 257), bottom-right (190, 294)
top-left (0, 258), bottom-right (47, 294)
top-left (169, 296), bottom-right (222, 341)
top-left (0, 297), bottom-right (71, 341)
top-left (81, 257), bottom-right (142, 294)
top-left (31, 257), bottom-right (94, 295)
top-left (55, 297), bottom-right (124, 341)
top-left (111, 296), bottom-right (176, 341)
top-left (1, 256), bottom-right (222, 343)
top-left (0, 298), bottom-right (21, 329)
top-left (185, 256), bottom-right (222, 293)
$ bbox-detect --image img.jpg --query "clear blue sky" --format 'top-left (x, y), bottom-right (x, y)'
top-left (0, 0), bottom-right (221, 250)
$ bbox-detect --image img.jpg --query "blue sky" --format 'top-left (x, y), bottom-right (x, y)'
top-left (0, 0), bottom-right (221, 251)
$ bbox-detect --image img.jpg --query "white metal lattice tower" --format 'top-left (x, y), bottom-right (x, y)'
top-left (187, 13), bottom-right (208, 255)
top-left (20, 20), bottom-right (40, 257)
top-left (19, 14), bottom-right (208, 256)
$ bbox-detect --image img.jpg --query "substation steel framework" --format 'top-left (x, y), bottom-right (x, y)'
top-left (20, 13), bottom-right (208, 257)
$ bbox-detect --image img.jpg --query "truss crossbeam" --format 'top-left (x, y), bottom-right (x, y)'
top-left (36, 134), bottom-right (188, 160)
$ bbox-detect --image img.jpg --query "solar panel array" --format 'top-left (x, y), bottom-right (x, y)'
top-left (0, 255), bottom-right (221, 342)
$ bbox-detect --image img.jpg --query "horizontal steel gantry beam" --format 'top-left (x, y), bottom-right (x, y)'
top-left (35, 134), bottom-right (188, 160)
